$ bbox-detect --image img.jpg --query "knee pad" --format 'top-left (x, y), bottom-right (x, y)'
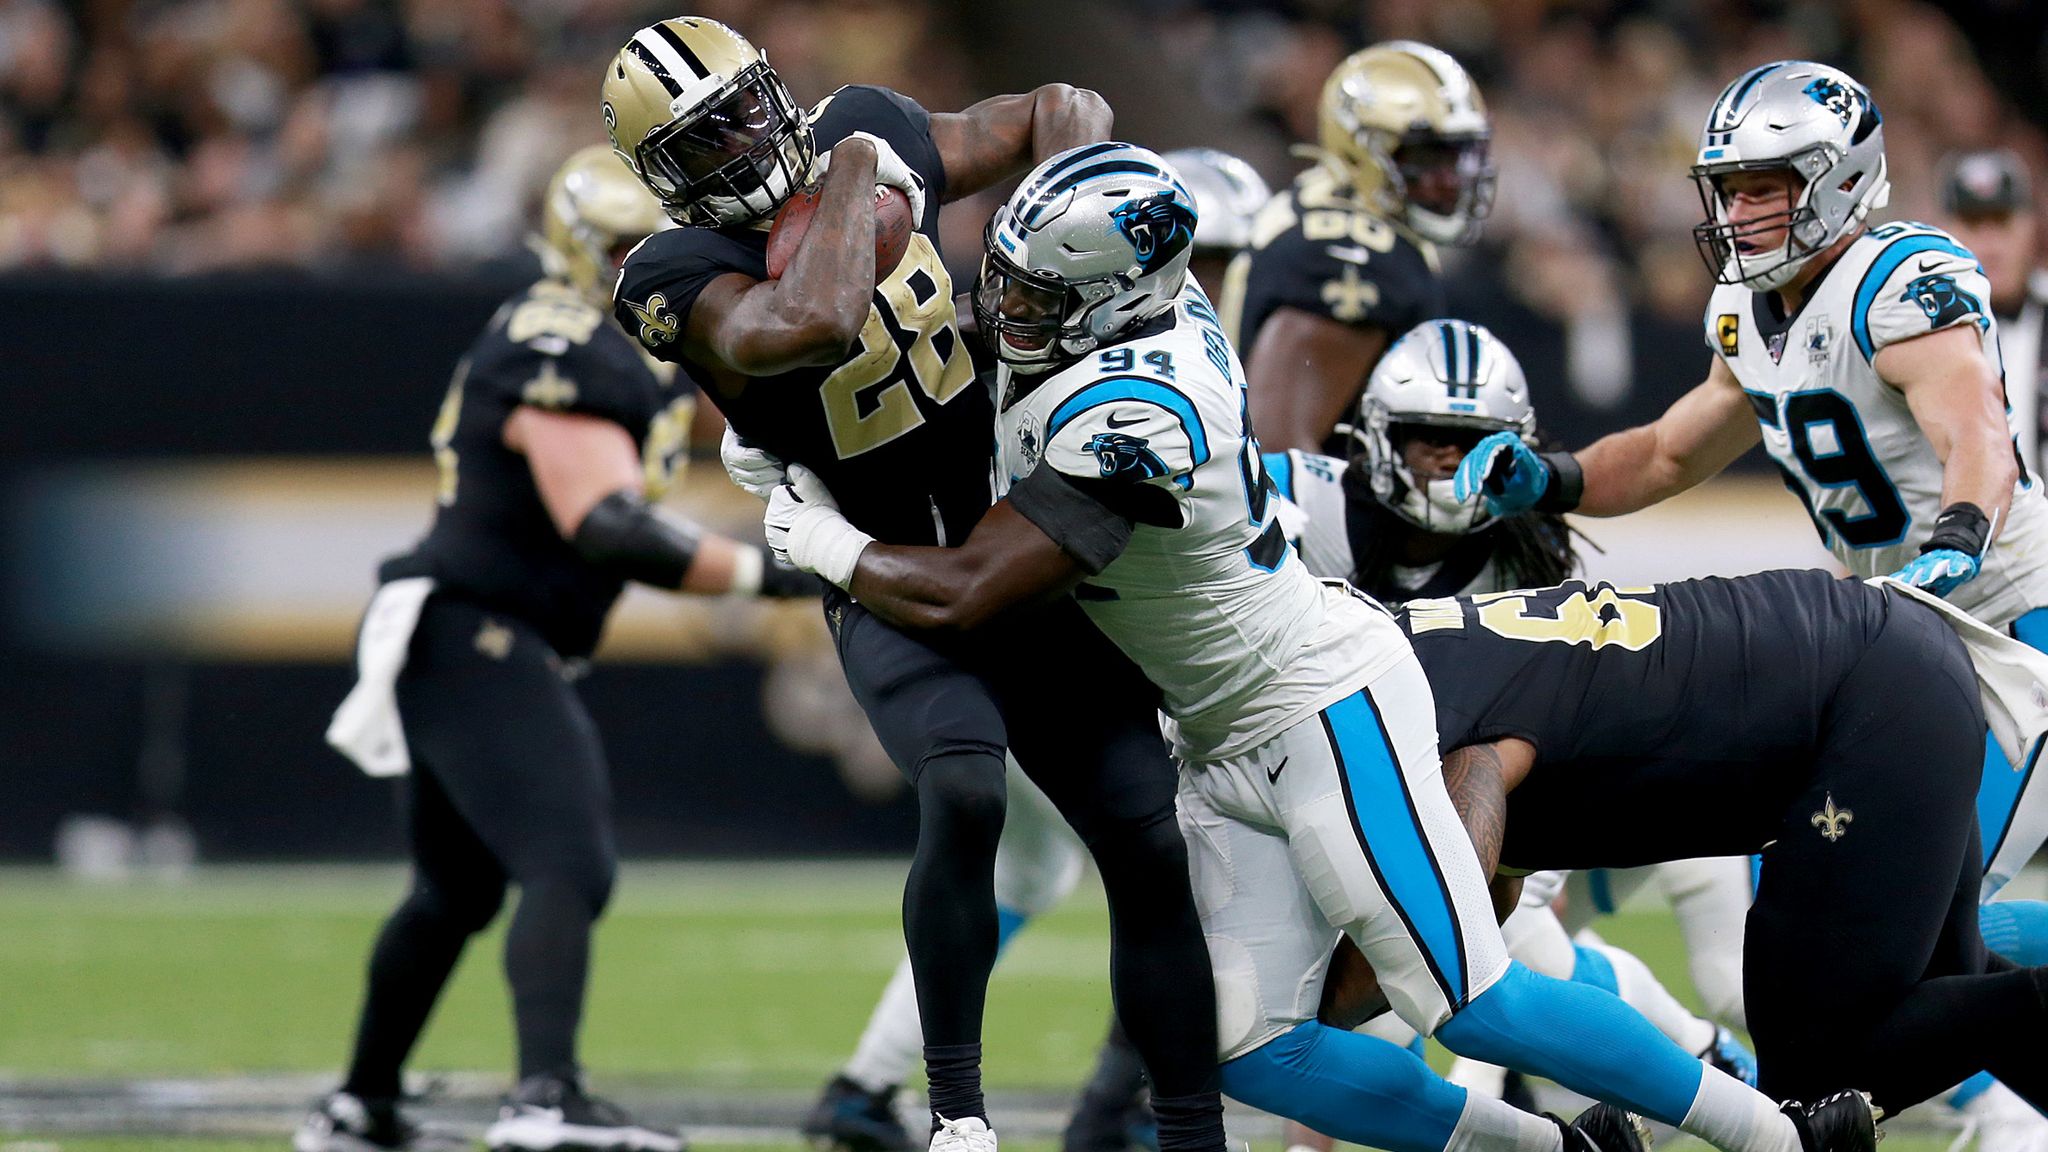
top-left (917, 751), bottom-right (1010, 839)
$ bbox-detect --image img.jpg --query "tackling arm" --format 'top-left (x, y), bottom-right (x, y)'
top-left (847, 502), bottom-right (1089, 632)
top-left (1243, 308), bottom-right (1391, 453)
top-left (681, 137), bottom-right (882, 377)
top-left (927, 85), bottom-right (1114, 202)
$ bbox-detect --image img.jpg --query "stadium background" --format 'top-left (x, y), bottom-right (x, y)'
top-left (1, 0), bottom-right (2044, 1148)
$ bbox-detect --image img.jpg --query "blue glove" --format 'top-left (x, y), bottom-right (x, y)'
top-left (1889, 548), bottom-right (1981, 598)
top-left (1707, 1026), bottom-right (1758, 1088)
top-left (1454, 430), bottom-right (1549, 517)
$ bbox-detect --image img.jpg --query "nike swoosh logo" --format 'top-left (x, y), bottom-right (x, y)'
top-left (1326, 245), bottom-right (1371, 264)
top-left (1918, 257), bottom-right (1948, 273)
top-left (1267, 757), bottom-right (1288, 783)
top-left (1105, 413), bottom-right (1146, 429)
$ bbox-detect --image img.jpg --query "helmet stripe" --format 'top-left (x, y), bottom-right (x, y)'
top-left (1439, 321), bottom-right (1460, 384)
top-left (1465, 323), bottom-right (1481, 386)
top-left (653, 22), bottom-right (710, 78)
top-left (1712, 62), bottom-right (1782, 130)
top-left (1021, 159), bottom-right (1172, 225)
top-left (1018, 143), bottom-right (1126, 203)
top-left (629, 34), bottom-right (685, 97)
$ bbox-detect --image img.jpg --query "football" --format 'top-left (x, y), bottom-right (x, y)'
top-left (764, 184), bottom-right (913, 281)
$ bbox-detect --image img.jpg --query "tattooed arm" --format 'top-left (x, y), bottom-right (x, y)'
top-left (927, 85), bottom-right (1114, 202)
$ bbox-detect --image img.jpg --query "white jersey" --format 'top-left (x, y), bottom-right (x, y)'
top-left (1707, 220), bottom-right (2048, 626)
top-left (1266, 448), bottom-right (1512, 602)
top-left (994, 285), bottom-right (1408, 761)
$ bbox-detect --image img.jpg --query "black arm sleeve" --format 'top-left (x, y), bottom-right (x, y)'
top-left (1006, 465), bottom-right (1136, 575)
top-left (571, 489), bottom-right (702, 589)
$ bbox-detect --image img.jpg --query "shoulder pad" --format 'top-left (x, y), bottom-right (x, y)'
top-left (1246, 210), bottom-right (1442, 331)
top-left (1850, 226), bottom-right (1990, 361)
top-left (1040, 375), bottom-right (1212, 488)
top-left (613, 227), bottom-right (759, 360)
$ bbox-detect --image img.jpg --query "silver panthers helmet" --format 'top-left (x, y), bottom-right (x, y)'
top-left (1355, 318), bottom-right (1535, 534)
top-left (976, 143), bottom-right (1198, 373)
top-left (1162, 148), bottom-right (1271, 253)
top-left (1691, 61), bottom-right (1889, 292)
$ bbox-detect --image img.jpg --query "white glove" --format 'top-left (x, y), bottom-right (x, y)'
top-left (1519, 869), bottom-right (1569, 909)
top-left (721, 423), bottom-right (787, 501)
top-left (834, 130), bottom-right (927, 228)
top-left (765, 464), bottom-right (873, 589)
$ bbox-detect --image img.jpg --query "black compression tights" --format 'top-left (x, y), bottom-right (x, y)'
top-left (904, 750), bottom-right (1009, 1125)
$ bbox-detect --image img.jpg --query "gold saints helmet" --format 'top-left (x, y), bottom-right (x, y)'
top-left (601, 17), bottom-right (813, 228)
top-left (1316, 41), bottom-right (1494, 245)
top-left (538, 145), bottom-right (671, 304)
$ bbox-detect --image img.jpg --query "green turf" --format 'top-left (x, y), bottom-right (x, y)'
top-left (0, 862), bottom-right (1120, 1085)
top-left (0, 863), bottom-right (1980, 1152)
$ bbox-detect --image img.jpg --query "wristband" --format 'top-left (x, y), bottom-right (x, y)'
top-left (1922, 501), bottom-right (1991, 559)
top-left (1534, 452), bottom-right (1584, 514)
top-left (726, 545), bottom-right (765, 597)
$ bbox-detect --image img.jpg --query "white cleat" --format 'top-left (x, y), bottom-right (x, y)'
top-left (484, 1073), bottom-right (684, 1152)
top-left (928, 1115), bottom-right (998, 1152)
top-left (1949, 1082), bottom-right (2048, 1152)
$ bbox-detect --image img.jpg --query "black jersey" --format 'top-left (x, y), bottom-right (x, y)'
top-left (1221, 165), bottom-right (1443, 454)
top-left (615, 84), bottom-right (990, 548)
top-left (1400, 570), bottom-right (1892, 765)
top-left (382, 279), bottom-right (696, 658)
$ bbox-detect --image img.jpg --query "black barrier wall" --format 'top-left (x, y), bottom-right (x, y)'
top-left (0, 271), bottom-right (1720, 860)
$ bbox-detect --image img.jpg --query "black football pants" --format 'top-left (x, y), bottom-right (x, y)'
top-left (343, 595), bottom-right (615, 1098)
top-left (827, 590), bottom-right (1222, 1135)
top-left (1502, 600), bottom-right (2048, 1111)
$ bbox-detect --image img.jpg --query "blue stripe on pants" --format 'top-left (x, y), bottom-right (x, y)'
top-left (1981, 607), bottom-right (2048, 871)
top-left (1322, 689), bottom-right (1469, 1008)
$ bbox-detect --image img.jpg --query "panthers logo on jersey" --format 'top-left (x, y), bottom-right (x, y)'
top-left (1086, 431), bottom-right (1171, 480)
top-left (1110, 193), bottom-right (1197, 274)
top-left (1902, 274), bottom-right (1983, 331)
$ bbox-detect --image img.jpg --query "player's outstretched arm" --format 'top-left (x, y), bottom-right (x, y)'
top-left (1461, 357), bottom-right (1759, 518)
top-left (507, 407), bottom-right (812, 597)
top-left (1244, 308), bottom-right (1391, 453)
top-left (1880, 324), bottom-right (2018, 540)
top-left (927, 84), bottom-right (1113, 202)
top-left (1571, 357), bottom-right (1760, 515)
top-left (682, 137), bottom-right (882, 378)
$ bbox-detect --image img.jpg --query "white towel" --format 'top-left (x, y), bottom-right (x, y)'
top-left (325, 577), bottom-right (435, 777)
top-left (1867, 576), bottom-right (2048, 765)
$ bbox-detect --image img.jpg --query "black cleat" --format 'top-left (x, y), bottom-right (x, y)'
top-left (1783, 1091), bottom-right (1882, 1152)
top-left (485, 1071), bottom-right (683, 1152)
top-left (1552, 1104), bottom-right (1653, 1152)
top-left (802, 1075), bottom-right (913, 1152)
top-left (294, 1091), bottom-right (466, 1152)
top-left (1062, 1092), bottom-right (1157, 1152)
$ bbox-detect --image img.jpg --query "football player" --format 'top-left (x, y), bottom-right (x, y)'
top-left (1456, 60), bottom-right (2048, 967)
top-left (602, 21), bottom-right (1226, 1152)
top-left (302, 147), bottom-right (817, 1152)
top-left (771, 143), bottom-right (1875, 1152)
top-left (1315, 570), bottom-right (2048, 1114)
top-left (1222, 41), bottom-right (1490, 453)
top-left (797, 146), bottom-right (1273, 1152)
top-left (1068, 321), bottom-right (1749, 1152)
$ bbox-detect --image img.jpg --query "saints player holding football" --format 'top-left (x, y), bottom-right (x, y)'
top-left (302, 148), bottom-right (816, 1152)
top-left (602, 21), bottom-right (1226, 1152)
top-left (771, 143), bottom-right (1876, 1152)
top-left (795, 147), bottom-right (1271, 1152)
top-left (1457, 61), bottom-right (2048, 964)
top-left (1223, 40), bottom-right (1490, 454)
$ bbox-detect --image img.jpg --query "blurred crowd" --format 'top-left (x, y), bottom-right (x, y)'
top-left (0, 0), bottom-right (973, 271)
top-left (3, 0), bottom-right (2044, 327)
